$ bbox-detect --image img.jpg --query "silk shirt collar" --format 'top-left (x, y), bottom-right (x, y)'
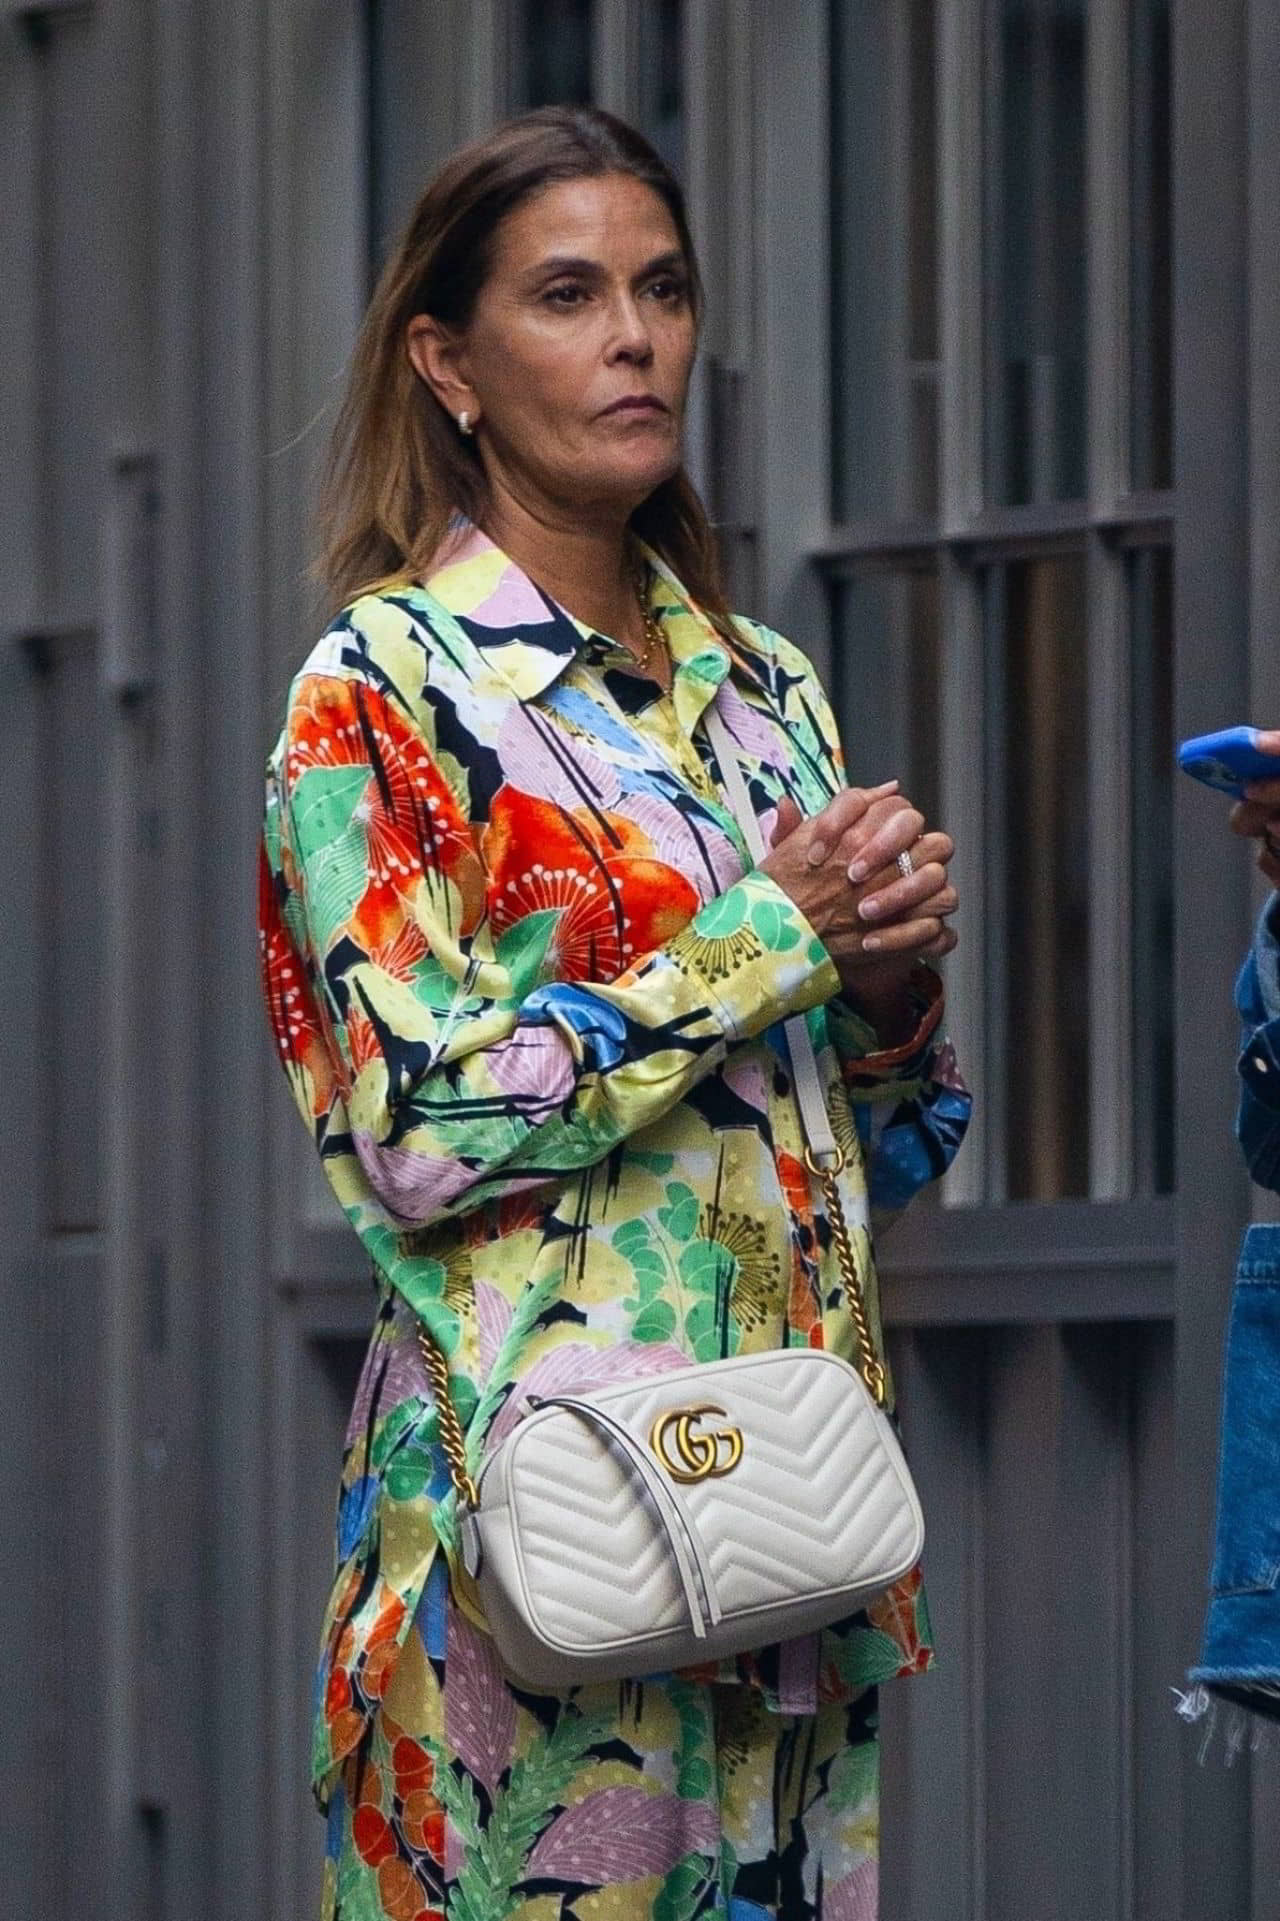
top-left (418, 519), bottom-right (762, 727)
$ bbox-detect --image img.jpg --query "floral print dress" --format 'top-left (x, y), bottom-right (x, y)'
top-left (259, 522), bottom-right (971, 1919)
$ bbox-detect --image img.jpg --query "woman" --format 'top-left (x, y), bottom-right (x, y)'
top-left (1188, 734), bottom-right (1280, 1731)
top-left (1229, 736), bottom-right (1280, 1187)
top-left (260, 107), bottom-right (970, 1921)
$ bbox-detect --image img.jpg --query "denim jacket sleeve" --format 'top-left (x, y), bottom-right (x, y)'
top-left (1237, 894), bottom-right (1280, 1191)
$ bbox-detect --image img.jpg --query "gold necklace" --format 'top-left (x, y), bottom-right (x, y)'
top-left (630, 568), bottom-right (668, 677)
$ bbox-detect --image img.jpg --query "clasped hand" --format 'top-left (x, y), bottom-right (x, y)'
top-left (760, 782), bottom-right (958, 1007)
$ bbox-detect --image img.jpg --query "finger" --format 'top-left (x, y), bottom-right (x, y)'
top-left (805, 782), bottom-right (900, 865)
top-left (1254, 730), bottom-right (1280, 755)
top-left (919, 927), bottom-right (959, 959)
top-left (845, 805), bottom-right (926, 882)
top-left (853, 834), bottom-right (953, 904)
top-left (1241, 779), bottom-right (1280, 805)
top-left (1231, 800), bottom-right (1280, 837)
top-left (1262, 849), bottom-right (1280, 887)
top-left (857, 864), bottom-right (952, 924)
top-left (860, 914), bottom-right (943, 956)
top-left (770, 796), bottom-right (804, 847)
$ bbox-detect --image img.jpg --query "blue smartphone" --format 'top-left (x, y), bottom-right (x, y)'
top-left (1178, 726), bottom-right (1280, 796)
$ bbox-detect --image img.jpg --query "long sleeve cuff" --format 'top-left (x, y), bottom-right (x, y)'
top-left (659, 868), bottom-right (841, 1045)
top-left (828, 966), bottom-right (945, 1087)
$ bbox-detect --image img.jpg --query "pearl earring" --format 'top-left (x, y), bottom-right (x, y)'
top-left (458, 410), bottom-right (474, 436)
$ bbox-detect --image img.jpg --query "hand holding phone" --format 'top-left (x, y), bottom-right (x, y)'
top-left (1177, 726), bottom-right (1280, 797)
top-left (1184, 727), bottom-right (1280, 887)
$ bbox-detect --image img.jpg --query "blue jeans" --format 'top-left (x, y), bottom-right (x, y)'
top-left (1191, 1224), bottom-right (1280, 1719)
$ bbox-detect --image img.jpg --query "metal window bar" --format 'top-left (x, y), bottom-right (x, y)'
top-left (818, 0), bottom-right (1175, 1209)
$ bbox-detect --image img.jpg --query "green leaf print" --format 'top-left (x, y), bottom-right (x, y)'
top-left (747, 893), bottom-right (801, 952)
top-left (627, 1149), bottom-right (676, 1175)
top-left (370, 1400), bottom-right (419, 1468)
top-left (654, 1856), bottom-right (715, 1921)
top-left (307, 827), bottom-right (373, 951)
top-left (289, 765), bottom-right (370, 864)
top-left (825, 1737), bottom-right (878, 1815)
top-left (612, 1218), bottom-right (653, 1257)
top-left (666, 1679), bottom-right (713, 1801)
top-left (424, 1739), bottom-right (483, 1849)
top-left (632, 1300), bottom-right (678, 1343)
top-left (692, 888), bottom-right (747, 938)
top-left (411, 955), bottom-right (476, 1012)
top-left (651, 1686), bottom-right (718, 1921)
top-left (450, 1707), bottom-right (613, 1921)
top-left (658, 1180), bottom-right (699, 1242)
top-left (629, 1247), bottom-right (667, 1280)
top-left (677, 1239), bottom-right (738, 1362)
top-left (495, 909), bottom-right (559, 999)
top-left (617, 1216), bottom-right (679, 1343)
top-left (335, 1846), bottom-right (391, 1921)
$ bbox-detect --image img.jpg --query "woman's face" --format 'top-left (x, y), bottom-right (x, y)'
top-left (410, 174), bottom-right (697, 521)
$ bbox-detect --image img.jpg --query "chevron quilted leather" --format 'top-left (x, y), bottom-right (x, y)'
top-left (462, 1347), bottom-right (924, 1689)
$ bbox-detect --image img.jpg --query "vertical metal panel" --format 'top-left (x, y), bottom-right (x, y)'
top-left (683, 0), bottom-right (757, 602)
top-left (936, 0), bottom-right (988, 1205)
top-left (100, 442), bottom-right (164, 1870)
top-left (980, 1327), bottom-right (1060, 1921)
top-left (0, 0), bottom-right (56, 1850)
top-left (192, 2), bottom-right (278, 1915)
top-left (1054, 1324), bottom-right (1133, 1918)
top-left (880, 1328), bottom-right (987, 1921)
top-left (592, 0), bottom-right (639, 119)
top-left (1086, 0), bottom-right (1136, 1199)
top-left (1248, 0), bottom-right (1280, 963)
top-left (366, 0), bottom-right (510, 258)
top-left (753, 0), bottom-right (831, 674)
top-left (46, 632), bottom-right (105, 1229)
top-left (1171, 0), bottom-right (1256, 1910)
top-left (151, 0), bottom-right (216, 1907)
top-left (0, 13), bottom-right (41, 620)
top-left (1129, 1322), bottom-right (1181, 1921)
top-left (43, 10), bottom-right (103, 616)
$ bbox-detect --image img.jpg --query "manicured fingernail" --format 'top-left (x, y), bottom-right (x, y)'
top-left (848, 858), bottom-right (869, 882)
top-left (806, 839), bottom-right (828, 867)
top-left (862, 934), bottom-right (882, 952)
top-left (859, 896), bottom-right (881, 922)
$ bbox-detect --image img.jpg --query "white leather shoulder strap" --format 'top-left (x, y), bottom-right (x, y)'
top-left (702, 700), bottom-right (840, 1166)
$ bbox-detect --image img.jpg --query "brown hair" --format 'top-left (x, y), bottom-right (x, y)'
top-left (317, 105), bottom-right (732, 625)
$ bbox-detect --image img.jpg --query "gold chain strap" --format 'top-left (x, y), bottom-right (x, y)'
top-left (804, 1146), bottom-right (888, 1406)
top-left (417, 1324), bottom-right (479, 1508)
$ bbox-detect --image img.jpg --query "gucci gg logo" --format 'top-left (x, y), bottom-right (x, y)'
top-left (649, 1404), bottom-right (743, 1483)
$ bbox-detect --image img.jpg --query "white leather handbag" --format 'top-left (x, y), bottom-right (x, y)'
top-left (415, 698), bottom-right (925, 1690)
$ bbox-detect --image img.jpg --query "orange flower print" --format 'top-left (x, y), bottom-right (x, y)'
top-left (287, 675), bottom-right (486, 945)
top-left (482, 786), bottom-right (699, 982)
top-left (376, 1857), bottom-right (432, 1921)
top-left (258, 847), bottom-right (336, 1120)
top-left (352, 1804), bottom-right (397, 1868)
top-left (868, 1565), bottom-right (931, 1675)
top-left (391, 1736), bottom-right (434, 1798)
